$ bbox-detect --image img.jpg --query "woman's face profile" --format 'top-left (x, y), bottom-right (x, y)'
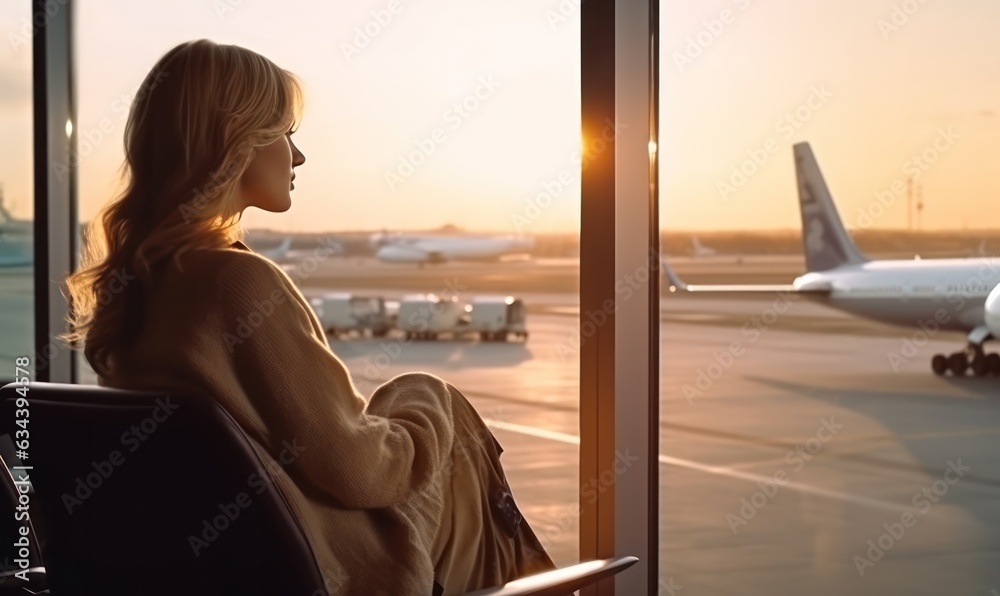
top-left (239, 130), bottom-right (306, 213)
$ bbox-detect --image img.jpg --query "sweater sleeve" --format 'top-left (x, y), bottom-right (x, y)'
top-left (212, 253), bottom-right (455, 509)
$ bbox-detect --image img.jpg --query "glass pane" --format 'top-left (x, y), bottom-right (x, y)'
top-left (76, 0), bottom-right (581, 581)
top-left (660, 3), bottom-right (1000, 594)
top-left (0, 2), bottom-right (35, 382)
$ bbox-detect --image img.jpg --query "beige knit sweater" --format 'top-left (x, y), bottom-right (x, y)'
top-left (97, 241), bottom-right (463, 594)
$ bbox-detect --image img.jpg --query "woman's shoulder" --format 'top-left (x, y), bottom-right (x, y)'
top-left (168, 241), bottom-right (327, 346)
top-left (165, 242), bottom-right (289, 298)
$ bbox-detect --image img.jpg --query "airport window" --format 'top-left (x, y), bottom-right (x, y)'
top-left (8, 1), bottom-right (662, 593)
top-left (0, 2), bottom-right (35, 383)
top-left (73, 0), bottom-right (599, 585)
top-left (660, 1), bottom-right (1000, 593)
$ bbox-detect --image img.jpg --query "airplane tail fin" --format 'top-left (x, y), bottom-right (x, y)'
top-left (260, 237), bottom-right (293, 260)
top-left (793, 143), bottom-right (867, 272)
top-left (0, 184), bottom-right (11, 223)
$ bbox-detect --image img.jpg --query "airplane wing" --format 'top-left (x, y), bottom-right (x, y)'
top-left (662, 260), bottom-right (831, 296)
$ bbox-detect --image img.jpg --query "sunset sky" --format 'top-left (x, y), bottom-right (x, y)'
top-left (1, 0), bottom-right (999, 233)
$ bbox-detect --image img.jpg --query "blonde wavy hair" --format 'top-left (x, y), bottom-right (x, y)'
top-left (61, 39), bottom-right (303, 378)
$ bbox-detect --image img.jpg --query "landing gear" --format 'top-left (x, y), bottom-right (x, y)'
top-left (971, 353), bottom-right (990, 377)
top-left (932, 345), bottom-right (1000, 376)
top-left (948, 352), bottom-right (969, 376)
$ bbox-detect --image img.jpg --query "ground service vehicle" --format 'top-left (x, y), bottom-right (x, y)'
top-left (397, 294), bottom-right (469, 340)
top-left (309, 293), bottom-right (390, 338)
top-left (469, 295), bottom-right (528, 342)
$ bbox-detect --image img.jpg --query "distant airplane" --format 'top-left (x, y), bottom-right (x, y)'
top-left (665, 142), bottom-right (1000, 377)
top-left (370, 231), bottom-right (534, 266)
top-left (253, 237), bottom-right (293, 261)
top-left (0, 185), bottom-right (32, 268)
top-left (976, 239), bottom-right (989, 257)
top-left (691, 236), bottom-right (717, 257)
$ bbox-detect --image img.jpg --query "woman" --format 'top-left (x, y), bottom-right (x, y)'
top-left (60, 39), bottom-right (555, 595)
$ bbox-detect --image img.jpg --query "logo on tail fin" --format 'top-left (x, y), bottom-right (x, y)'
top-left (793, 143), bottom-right (868, 272)
top-left (800, 179), bottom-right (816, 205)
top-left (805, 216), bottom-right (827, 255)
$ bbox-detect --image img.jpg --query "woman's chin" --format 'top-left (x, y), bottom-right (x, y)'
top-left (245, 193), bottom-right (293, 214)
top-left (265, 196), bottom-right (292, 213)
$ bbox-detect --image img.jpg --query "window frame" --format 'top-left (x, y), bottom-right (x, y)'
top-left (580, 1), bottom-right (659, 594)
top-left (33, 0), bottom-right (78, 384)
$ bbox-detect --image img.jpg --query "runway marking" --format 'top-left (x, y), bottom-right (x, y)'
top-left (661, 419), bottom-right (1000, 448)
top-left (722, 456), bottom-right (792, 471)
top-left (848, 428), bottom-right (1000, 442)
top-left (484, 418), bottom-right (911, 514)
top-left (668, 313), bottom-right (726, 322)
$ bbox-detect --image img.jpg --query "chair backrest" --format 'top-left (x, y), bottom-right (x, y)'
top-left (0, 381), bottom-right (327, 596)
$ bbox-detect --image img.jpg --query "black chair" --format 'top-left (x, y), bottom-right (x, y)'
top-left (0, 446), bottom-right (48, 594)
top-left (0, 382), bottom-right (636, 595)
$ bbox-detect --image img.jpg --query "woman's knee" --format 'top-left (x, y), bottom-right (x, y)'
top-left (384, 371), bottom-right (449, 391)
top-left (368, 372), bottom-right (454, 414)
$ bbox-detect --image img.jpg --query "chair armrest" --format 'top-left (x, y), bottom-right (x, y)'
top-left (0, 567), bottom-right (48, 595)
top-left (463, 556), bottom-right (638, 596)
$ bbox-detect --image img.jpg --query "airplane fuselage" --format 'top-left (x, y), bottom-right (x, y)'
top-left (0, 220), bottom-right (32, 268)
top-left (794, 258), bottom-right (1000, 332)
top-left (374, 235), bottom-right (534, 264)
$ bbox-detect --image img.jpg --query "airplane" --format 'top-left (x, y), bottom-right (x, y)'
top-left (249, 237), bottom-right (293, 261)
top-left (975, 239), bottom-right (989, 258)
top-left (257, 237), bottom-right (293, 261)
top-left (691, 236), bottom-right (717, 257)
top-left (665, 142), bottom-right (1000, 377)
top-left (370, 231), bottom-right (534, 266)
top-left (0, 185), bottom-right (32, 268)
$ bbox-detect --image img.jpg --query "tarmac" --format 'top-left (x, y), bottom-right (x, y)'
top-left (4, 255), bottom-right (1000, 594)
top-left (300, 256), bottom-right (1000, 594)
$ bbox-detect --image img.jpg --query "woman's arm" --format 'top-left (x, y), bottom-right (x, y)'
top-left (212, 252), bottom-right (455, 509)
